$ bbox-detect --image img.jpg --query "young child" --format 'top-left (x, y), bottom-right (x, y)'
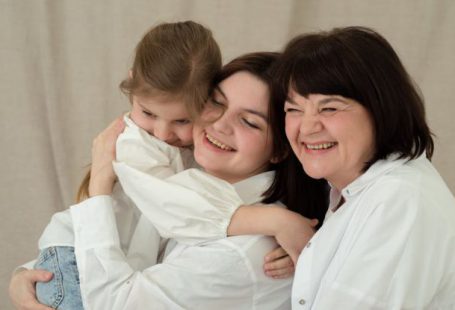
top-left (33, 20), bottom-right (222, 309)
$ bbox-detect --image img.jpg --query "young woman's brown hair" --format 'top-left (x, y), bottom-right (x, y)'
top-left (76, 21), bottom-right (221, 202)
top-left (211, 52), bottom-right (328, 224)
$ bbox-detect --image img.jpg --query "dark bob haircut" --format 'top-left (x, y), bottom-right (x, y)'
top-left (274, 26), bottom-right (434, 169)
top-left (212, 52), bottom-right (328, 225)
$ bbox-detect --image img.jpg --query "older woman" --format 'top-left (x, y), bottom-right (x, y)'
top-left (273, 26), bottom-right (455, 309)
top-left (232, 26), bottom-right (455, 309)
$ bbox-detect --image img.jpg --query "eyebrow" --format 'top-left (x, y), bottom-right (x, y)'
top-left (286, 95), bottom-right (348, 105)
top-left (318, 96), bottom-right (348, 105)
top-left (215, 86), bottom-right (268, 122)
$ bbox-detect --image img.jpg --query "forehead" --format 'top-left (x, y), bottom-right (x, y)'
top-left (133, 95), bottom-right (190, 119)
top-left (217, 71), bottom-right (270, 113)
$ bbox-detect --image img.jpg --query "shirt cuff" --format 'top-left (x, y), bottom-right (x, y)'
top-left (70, 195), bottom-right (121, 250)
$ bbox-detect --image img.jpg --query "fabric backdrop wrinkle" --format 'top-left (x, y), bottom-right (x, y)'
top-left (1, 1), bottom-right (454, 309)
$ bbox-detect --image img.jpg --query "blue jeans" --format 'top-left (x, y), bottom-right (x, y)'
top-left (34, 246), bottom-right (84, 309)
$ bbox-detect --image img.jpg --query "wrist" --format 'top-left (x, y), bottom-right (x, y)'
top-left (88, 176), bottom-right (115, 197)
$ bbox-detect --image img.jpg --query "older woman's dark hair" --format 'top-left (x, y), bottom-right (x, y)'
top-left (214, 52), bottom-right (328, 225)
top-left (275, 26), bottom-right (434, 169)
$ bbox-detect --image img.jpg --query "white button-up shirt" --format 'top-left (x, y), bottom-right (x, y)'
top-left (292, 155), bottom-right (455, 309)
top-left (71, 172), bottom-right (291, 310)
top-left (65, 115), bottom-right (291, 309)
top-left (37, 115), bottom-right (238, 268)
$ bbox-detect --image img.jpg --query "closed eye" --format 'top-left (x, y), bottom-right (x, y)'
top-left (209, 97), bottom-right (225, 107)
top-left (142, 110), bottom-right (157, 118)
top-left (174, 119), bottom-right (191, 125)
top-left (284, 107), bottom-right (301, 113)
top-left (241, 118), bottom-right (260, 129)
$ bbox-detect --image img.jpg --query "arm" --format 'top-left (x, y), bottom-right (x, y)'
top-left (91, 117), bottom-right (244, 243)
top-left (227, 205), bottom-right (318, 264)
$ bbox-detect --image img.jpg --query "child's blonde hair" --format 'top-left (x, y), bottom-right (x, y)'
top-left (121, 20), bottom-right (221, 118)
top-left (76, 21), bottom-right (221, 202)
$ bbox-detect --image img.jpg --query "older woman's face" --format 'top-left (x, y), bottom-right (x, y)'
top-left (284, 90), bottom-right (375, 190)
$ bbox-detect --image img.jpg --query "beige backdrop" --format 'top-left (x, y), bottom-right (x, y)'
top-left (1, 0), bottom-right (454, 308)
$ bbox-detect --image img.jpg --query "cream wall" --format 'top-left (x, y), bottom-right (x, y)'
top-left (1, 0), bottom-right (454, 308)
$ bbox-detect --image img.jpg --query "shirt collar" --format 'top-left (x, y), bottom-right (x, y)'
top-left (327, 154), bottom-right (413, 212)
top-left (233, 171), bottom-right (275, 204)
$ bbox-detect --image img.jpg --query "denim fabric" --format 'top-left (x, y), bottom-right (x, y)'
top-left (34, 246), bottom-right (84, 310)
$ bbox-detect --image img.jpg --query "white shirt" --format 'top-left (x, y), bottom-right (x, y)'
top-left (36, 115), bottom-right (234, 270)
top-left (292, 155), bottom-right (455, 309)
top-left (71, 171), bottom-right (292, 310)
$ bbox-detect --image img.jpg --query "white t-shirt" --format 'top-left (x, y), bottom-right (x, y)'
top-left (292, 155), bottom-right (455, 309)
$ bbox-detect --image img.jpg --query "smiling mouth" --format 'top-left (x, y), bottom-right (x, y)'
top-left (205, 133), bottom-right (235, 151)
top-left (305, 142), bottom-right (337, 150)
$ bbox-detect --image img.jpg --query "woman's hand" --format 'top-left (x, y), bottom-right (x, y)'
top-left (9, 269), bottom-right (53, 310)
top-left (89, 117), bottom-right (125, 197)
top-left (264, 247), bottom-right (294, 279)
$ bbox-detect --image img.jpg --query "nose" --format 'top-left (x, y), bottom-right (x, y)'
top-left (299, 112), bottom-right (323, 136)
top-left (154, 121), bottom-right (174, 142)
top-left (211, 112), bottom-right (233, 135)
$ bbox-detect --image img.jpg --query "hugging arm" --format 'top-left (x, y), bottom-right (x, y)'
top-left (228, 205), bottom-right (318, 264)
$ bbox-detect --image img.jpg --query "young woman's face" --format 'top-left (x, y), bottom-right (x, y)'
top-left (130, 95), bottom-right (193, 147)
top-left (193, 71), bottom-right (274, 183)
top-left (284, 91), bottom-right (375, 190)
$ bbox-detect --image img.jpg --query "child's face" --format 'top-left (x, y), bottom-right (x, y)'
top-left (130, 95), bottom-right (193, 147)
top-left (193, 71), bottom-right (274, 183)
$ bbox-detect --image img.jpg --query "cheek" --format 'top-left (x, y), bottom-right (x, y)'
top-left (285, 118), bottom-right (299, 142)
top-left (176, 126), bottom-right (194, 142)
top-left (131, 115), bottom-right (154, 133)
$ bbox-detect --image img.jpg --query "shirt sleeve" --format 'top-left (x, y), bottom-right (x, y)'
top-left (114, 163), bottom-right (243, 244)
top-left (71, 199), bottom-right (259, 310)
top-left (115, 118), bottom-right (241, 243)
top-left (116, 117), bottom-right (185, 178)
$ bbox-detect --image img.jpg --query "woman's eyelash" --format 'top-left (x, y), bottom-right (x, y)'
top-left (210, 98), bottom-right (224, 106)
top-left (242, 118), bottom-right (259, 129)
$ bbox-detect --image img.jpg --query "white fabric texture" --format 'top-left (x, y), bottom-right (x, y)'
top-left (4, 1), bottom-right (455, 307)
top-left (70, 172), bottom-right (291, 310)
top-left (37, 114), bottom-right (237, 270)
top-left (292, 155), bottom-right (455, 309)
top-left (113, 115), bottom-right (242, 243)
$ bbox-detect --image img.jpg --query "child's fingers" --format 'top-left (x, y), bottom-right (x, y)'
top-left (264, 254), bottom-right (294, 271)
top-left (264, 263), bottom-right (295, 279)
top-left (264, 246), bottom-right (288, 262)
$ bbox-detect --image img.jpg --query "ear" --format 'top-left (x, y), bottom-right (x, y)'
top-left (128, 69), bottom-right (133, 79)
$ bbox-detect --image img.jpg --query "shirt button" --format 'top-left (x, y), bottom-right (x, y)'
top-left (306, 242), bottom-right (311, 248)
top-left (299, 299), bottom-right (306, 305)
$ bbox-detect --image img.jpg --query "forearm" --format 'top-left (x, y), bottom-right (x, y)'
top-left (227, 205), bottom-right (298, 236)
top-left (115, 165), bottom-right (242, 243)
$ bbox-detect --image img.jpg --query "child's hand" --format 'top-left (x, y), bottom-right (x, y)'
top-left (264, 247), bottom-right (294, 279)
top-left (273, 214), bottom-right (318, 265)
top-left (89, 117), bottom-right (125, 196)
